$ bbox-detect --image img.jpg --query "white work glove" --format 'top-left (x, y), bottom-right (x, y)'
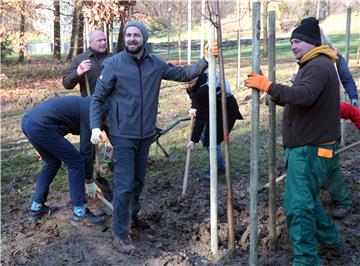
top-left (186, 141), bottom-right (195, 150)
top-left (77, 59), bottom-right (92, 75)
top-left (85, 181), bottom-right (98, 199)
top-left (188, 108), bottom-right (197, 118)
top-left (91, 128), bottom-right (107, 144)
top-left (351, 99), bottom-right (358, 108)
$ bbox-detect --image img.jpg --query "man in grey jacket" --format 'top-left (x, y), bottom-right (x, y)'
top-left (90, 21), bottom-right (218, 253)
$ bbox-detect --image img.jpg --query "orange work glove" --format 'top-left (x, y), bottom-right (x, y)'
top-left (244, 72), bottom-right (272, 93)
top-left (204, 43), bottom-right (219, 61)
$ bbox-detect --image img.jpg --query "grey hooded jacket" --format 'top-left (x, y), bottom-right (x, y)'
top-left (90, 49), bottom-right (208, 139)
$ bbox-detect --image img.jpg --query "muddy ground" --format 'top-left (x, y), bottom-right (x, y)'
top-left (1, 82), bottom-right (360, 266)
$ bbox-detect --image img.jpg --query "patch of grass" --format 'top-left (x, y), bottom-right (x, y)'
top-left (152, 33), bottom-right (359, 61)
top-left (1, 148), bottom-right (68, 192)
top-left (1, 151), bottom-right (42, 182)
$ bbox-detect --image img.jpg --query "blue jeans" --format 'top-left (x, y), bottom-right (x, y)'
top-left (21, 116), bottom-right (86, 206)
top-left (200, 130), bottom-right (225, 172)
top-left (111, 136), bottom-right (152, 240)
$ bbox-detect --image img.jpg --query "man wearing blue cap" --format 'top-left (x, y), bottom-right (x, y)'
top-left (245, 17), bottom-right (344, 265)
top-left (90, 21), bottom-right (218, 253)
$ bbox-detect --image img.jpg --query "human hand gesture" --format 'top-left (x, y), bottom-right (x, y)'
top-left (77, 59), bottom-right (92, 75)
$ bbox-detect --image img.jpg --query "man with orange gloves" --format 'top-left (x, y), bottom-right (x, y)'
top-left (245, 17), bottom-right (343, 265)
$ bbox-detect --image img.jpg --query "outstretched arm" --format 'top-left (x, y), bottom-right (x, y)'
top-left (341, 102), bottom-right (360, 130)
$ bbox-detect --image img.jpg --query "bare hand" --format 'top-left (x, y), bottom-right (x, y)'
top-left (77, 59), bottom-right (92, 75)
top-left (188, 108), bottom-right (197, 118)
top-left (186, 141), bottom-right (195, 150)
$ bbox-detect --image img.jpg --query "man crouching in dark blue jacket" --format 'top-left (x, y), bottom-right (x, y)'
top-left (90, 21), bottom-right (218, 253)
top-left (21, 96), bottom-right (107, 225)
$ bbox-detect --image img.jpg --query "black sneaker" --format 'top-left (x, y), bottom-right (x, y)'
top-left (70, 208), bottom-right (105, 225)
top-left (29, 205), bottom-right (57, 222)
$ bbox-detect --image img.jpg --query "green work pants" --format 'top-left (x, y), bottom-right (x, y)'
top-left (284, 144), bottom-right (342, 266)
top-left (323, 156), bottom-right (352, 207)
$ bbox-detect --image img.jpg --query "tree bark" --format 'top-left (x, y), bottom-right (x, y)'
top-left (53, 0), bottom-right (61, 60)
top-left (18, 13), bottom-right (25, 63)
top-left (262, 0), bottom-right (268, 57)
top-left (115, 20), bottom-right (125, 53)
top-left (76, 7), bottom-right (84, 55)
top-left (66, 5), bottom-right (78, 61)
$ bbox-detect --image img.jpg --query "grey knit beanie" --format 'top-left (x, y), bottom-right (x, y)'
top-left (124, 22), bottom-right (149, 43)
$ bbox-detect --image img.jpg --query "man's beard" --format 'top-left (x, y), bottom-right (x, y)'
top-left (125, 43), bottom-right (144, 55)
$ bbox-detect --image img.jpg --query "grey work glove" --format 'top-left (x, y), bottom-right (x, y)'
top-left (85, 182), bottom-right (99, 199)
top-left (351, 99), bottom-right (358, 108)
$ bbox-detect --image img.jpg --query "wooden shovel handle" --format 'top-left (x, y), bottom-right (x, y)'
top-left (182, 116), bottom-right (194, 196)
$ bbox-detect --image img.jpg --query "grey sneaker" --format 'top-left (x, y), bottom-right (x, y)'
top-left (330, 206), bottom-right (351, 219)
top-left (113, 237), bottom-right (136, 253)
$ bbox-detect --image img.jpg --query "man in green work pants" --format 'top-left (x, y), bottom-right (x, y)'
top-left (245, 17), bottom-right (344, 265)
top-left (285, 145), bottom-right (342, 265)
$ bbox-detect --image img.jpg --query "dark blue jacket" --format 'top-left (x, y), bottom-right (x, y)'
top-left (90, 48), bottom-right (208, 139)
top-left (337, 54), bottom-right (358, 101)
top-left (24, 96), bottom-right (94, 180)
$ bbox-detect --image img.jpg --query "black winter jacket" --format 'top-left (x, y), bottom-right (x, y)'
top-left (62, 48), bottom-right (113, 96)
top-left (187, 71), bottom-right (243, 146)
top-left (268, 54), bottom-right (340, 147)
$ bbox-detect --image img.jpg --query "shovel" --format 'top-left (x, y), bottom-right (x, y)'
top-left (94, 145), bottom-right (113, 211)
top-left (182, 116), bottom-right (194, 196)
top-left (84, 73), bottom-right (113, 211)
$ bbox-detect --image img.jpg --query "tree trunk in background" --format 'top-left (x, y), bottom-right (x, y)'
top-left (106, 23), bottom-right (110, 51)
top-left (53, 0), bottom-right (61, 60)
top-left (262, 0), bottom-right (268, 57)
top-left (177, 5), bottom-right (183, 65)
top-left (77, 8), bottom-right (84, 54)
top-left (66, 5), bottom-right (78, 61)
top-left (115, 20), bottom-right (125, 53)
top-left (18, 13), bottom-right (25, 63)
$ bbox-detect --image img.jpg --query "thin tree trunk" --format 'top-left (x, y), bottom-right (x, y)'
top-left (18, 13), bottom-right (25, 63)
top-left (116, 20), bottom-right (125, 53)
top-left (106, 23), bottom-right (110, 51)
top-left (67, 6), bottom-right (78, 61)
top-left (215, 1), bottom-right (235, 252)
top-left (53, 0), bottom-right (61, 60)
top-left (77, 8), bottom-right (84, 54)
top-left (262, 0), bottom-right (268, 57)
